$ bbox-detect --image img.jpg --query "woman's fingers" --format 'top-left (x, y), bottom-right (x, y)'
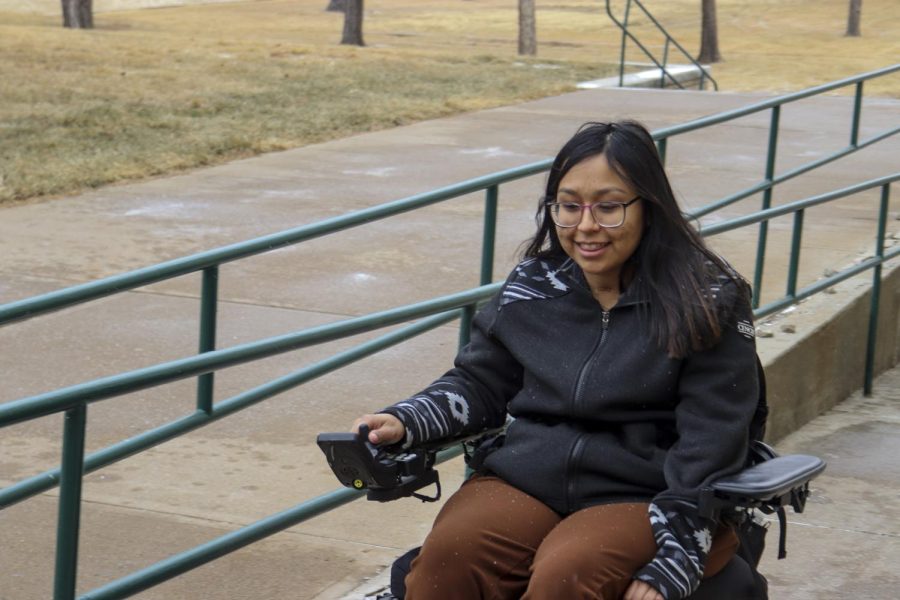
top-left (623, 580), bottom-right (663, 600)
top-left (351, 413), bottom-right (405, 445)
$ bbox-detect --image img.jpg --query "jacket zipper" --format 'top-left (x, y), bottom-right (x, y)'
top-left (572, 309), bottom-right (610, 408)
top-left (566, 309), bottom-right (609, 512)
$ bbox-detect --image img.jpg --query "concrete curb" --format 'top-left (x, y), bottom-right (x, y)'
top-left (578, 64), bottom-right (710, 90)
top-left (759, 258), bottom-right (900, 442)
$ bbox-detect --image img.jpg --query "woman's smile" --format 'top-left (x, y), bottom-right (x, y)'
top-left (574, 240), bottom-right (611, 257)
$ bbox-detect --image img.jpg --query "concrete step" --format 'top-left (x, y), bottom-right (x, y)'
top-left (578, 63), bottom-right (712, 89)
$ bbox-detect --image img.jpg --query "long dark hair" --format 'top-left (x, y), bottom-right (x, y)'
top-left (522, 121), bottom-right (749, 358)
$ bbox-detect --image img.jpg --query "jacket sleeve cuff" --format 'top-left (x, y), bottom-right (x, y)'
top-left (632, 502), bottom-right (714, 600)
top-left (379, 387), bottom-right (474, 448)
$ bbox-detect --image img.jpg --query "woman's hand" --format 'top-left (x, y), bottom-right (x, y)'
top-left (623, 580), bottom-right (663, 600)
top-left (351, 413), bottom-right (406, 446)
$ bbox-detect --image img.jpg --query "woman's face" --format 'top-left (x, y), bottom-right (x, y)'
top-left (554, 153), bottom-right (645, 292)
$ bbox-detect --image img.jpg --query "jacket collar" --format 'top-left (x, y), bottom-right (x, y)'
top-left (557, 258), bottom-right (648, 309)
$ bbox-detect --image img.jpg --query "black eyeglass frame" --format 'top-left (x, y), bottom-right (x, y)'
top-left (544, 196), bottom-right (642, 229)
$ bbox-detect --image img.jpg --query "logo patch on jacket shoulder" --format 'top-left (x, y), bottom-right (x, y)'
top-left (737, 320), bottom-right (755, 339)
top-left (501, 258), bottom-right (573, 306)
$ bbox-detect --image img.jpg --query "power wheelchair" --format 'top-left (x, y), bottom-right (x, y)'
top-left (318, 362), bottom-right (826, 599)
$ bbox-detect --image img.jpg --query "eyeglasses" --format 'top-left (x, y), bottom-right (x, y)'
top-left (545, 196), bottom-right (641, 228)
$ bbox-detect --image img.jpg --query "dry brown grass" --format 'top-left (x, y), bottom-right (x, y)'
top-left (613, 0), bottom-right (900, 95)
top-left (0, 0), bottom-right (897, 204)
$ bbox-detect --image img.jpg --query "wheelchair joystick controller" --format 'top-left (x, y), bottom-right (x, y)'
top-left (317, 423), bottom-right (441, 502)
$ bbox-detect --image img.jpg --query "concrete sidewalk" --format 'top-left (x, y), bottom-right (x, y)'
top-left (757, 365), bottom-right (900, 599)
top-left (0, 86), bottom-right (898, 599)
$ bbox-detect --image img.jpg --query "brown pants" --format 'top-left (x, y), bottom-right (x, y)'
top-left (405, 475), bottom-right (738, 600)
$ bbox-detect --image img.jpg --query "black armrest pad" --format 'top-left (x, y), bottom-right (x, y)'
top-left (711, 454), bottom-right (826, 502)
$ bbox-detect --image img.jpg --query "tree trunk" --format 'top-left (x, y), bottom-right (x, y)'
top-left (697, 0), bottom-right (721, 63)
top-left (846, 0), bottom-right (862, 36)
top-left (326, 0), bottom-right (345, 12)
top-left (341, 0), bottom-right (364, 46)
top-left (61, 0), bottom-right (93, 29)
top-left (518, 0), bottom-right (536, 56)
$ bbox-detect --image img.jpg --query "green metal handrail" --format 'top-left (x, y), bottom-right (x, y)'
top-left (3, 173), bottom-right (895, 600)
top-left (702, 173), bottom-right (898, 396)
top-left (0, 306), bottom-right (491, 507)
top-left (0, 285), bottom-right (497, 429)
top-left (605, 0), bottom-right (718, 90)
top-left (1, 68), bottom-right (898, 600)
top-left (0, 163), bottom-right (544, 327)
top-left (78, 442), bottom-right (469, 600)
top-left (1, 67), bottom-right (895, 327)
top-left (657, 63), bottom-right (900, 307)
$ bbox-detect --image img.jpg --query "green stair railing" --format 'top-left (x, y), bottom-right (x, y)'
top-left (1, 66), bottom-right (897, 599)
top-left (605, 0), bottom-right (718, 90)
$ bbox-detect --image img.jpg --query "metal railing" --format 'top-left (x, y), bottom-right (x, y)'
top-left (654, 64), bottom-right (900, 307)
top-left (605, 0), bottom-right (718, 90)
top-left (1, 66), bottom-right (898, 599)
top-left (701, 173), bottom-right (898, 395)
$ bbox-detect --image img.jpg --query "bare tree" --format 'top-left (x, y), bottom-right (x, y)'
top-left (518, 0), bottom-right (536, 56)
top-left (326, 0), bottom-right (345, 12)
top-left (341, 0), bottom-right (364, 46)
top-left (697, 0), bottom-right (721, 63)
top-left (61, 0), bottom-right (93, 29)
top-left (846, 0), bottom-right (862, 36)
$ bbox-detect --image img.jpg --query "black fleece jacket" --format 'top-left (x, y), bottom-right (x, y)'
top-left (382, 255), bottom-right (759, 599)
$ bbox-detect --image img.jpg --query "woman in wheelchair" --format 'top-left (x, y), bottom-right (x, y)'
top-left (352, 121), bottom-right (760, 600)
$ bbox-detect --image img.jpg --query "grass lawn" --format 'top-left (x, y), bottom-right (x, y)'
top-left (0, 0), bottom-right (897, 204)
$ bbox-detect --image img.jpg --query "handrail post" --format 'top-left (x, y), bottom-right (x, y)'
top-left (480, 186), bottom-right (499, 286)
top-left (458, 306), bottom-right (475, 349)
top-left (617, 0), bottom-right (633, 87)
top-left (786, 209), bottom-right (804, 298)
top-left (655, 137), bottom-right (668, 166)
top-left (460, 185), bottom-right (499, 350)
top-left (53, 404), bottom-right (87, 600)
top-left (197, 266), bottom-right (219, 414)
top-left (660, 38), bottom-right (670, 88)
top-left (752, 105), bottom-right (781, 308)
top-left (851, 81), bottom-right (864, 147)
top-left (864, 183), bottom-right (890, 395)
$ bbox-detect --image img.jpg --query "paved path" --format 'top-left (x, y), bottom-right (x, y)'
top-left (757, 365), bottom-right (900, 599)
top-left (0, 87), bottom-right (898, 599)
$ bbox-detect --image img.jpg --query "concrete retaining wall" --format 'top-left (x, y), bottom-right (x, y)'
top-left (762, 260), bottom-right (900, 442)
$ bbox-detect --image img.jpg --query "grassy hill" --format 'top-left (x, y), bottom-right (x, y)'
top-left (1, 0), bottom-right (897, 204)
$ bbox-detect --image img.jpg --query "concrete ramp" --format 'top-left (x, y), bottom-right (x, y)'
top-left (0, 86), bottom-right (898, 599)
